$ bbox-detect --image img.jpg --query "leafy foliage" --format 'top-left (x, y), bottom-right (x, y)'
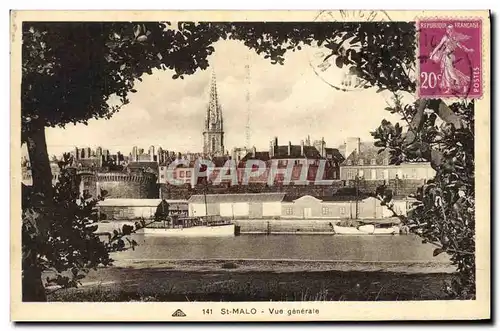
top-left (154, 200), bottom-right (170, 221)
top-left (22, 21), bottom-right (417, 136)
top-left (226, 21), bottom-right (417, 93)
top-left (22, 22), bottom-right (224, 141)
top-left (372, 98), bottom-right (475, 299)
top-left (22, 154), bottom-right (155, 294)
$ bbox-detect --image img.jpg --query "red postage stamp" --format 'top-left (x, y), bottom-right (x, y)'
top-left (417, 19), bottom-right (482, 99)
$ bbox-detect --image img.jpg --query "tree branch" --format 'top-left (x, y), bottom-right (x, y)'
top-left (373, 194), bottom-right (474, 256)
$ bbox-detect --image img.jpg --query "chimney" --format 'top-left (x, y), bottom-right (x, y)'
top-left (288, 141), bottom-right (292, 156)
top-left (300, 140), bottom-right (304, 156)
top-left (252, 146), bottom-right (256, 158)
top-left (345, 137), bottom-right (361, 158)
top-left (321, 137), bottom-right (326, 157)
top-left (269, 140), bottom-right (275, 158)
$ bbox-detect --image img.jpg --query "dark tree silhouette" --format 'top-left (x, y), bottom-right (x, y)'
top-left (154, 199), bottom-right (170, 222)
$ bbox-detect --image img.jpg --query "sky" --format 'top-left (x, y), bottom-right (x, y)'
top-left (41, 39), bottom-right (404, 158)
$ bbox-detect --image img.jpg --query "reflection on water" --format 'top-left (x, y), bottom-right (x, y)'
top-left (111, 234), bottom-right (451, 263)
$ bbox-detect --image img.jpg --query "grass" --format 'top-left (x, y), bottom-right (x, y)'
top-left (47, 265), bottom-right (454, 302)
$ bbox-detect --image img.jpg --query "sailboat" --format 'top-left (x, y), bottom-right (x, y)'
top-left (330, 176), bottom-right (399, 235)
top-left (332, 221), bottom-right (400, 235)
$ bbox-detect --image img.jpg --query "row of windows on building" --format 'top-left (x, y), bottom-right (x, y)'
top-left (345, 158), bottom-right (389, 166)
top-left (159, 170), bottom-right (192, 180)
top-left (344, 168), bottom-right (419, 180)
top-left (283, 206), bottom-right (348, 215)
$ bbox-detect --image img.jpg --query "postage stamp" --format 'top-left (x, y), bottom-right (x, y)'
top-left (417, 19), bottom-right (483, 99)
top-left (10, 10), bottom-right (490, 322)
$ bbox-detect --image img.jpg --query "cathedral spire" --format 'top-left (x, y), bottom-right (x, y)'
top-left (203, 69), bottom-right (225, 156)
top-left (206, 70), bottom-right (223, 131)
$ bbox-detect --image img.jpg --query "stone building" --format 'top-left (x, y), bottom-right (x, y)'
top-left (339, 137), bottom-right (435, 181)
top-left (237, 136), bottom-right (344, 183)
top-left (80, 171), bottom-right (159, 199)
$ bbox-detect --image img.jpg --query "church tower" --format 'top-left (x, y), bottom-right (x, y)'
top-left (203, 71), bottom-right (225, 156)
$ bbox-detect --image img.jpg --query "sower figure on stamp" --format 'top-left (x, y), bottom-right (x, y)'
top-left (429, 24), bottom-right (474, 94)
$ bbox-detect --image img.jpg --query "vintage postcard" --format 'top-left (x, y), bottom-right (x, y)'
top-left (10, 10), bottom-right (490, 321)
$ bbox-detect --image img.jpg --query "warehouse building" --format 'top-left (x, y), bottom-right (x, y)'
top-left (281, 195), bottom-right (410, 219)
top-left (188, 193), bottom-right (411, 220)
top-left (187, 193), bottom-right (286, 219)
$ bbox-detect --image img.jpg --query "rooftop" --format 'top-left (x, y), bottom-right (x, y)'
top-left (188, 192), bottom-right (287, 204)
top-left (98, 198), bottom-right (188, 207)
top-left (341, 142), bottom-right (390, 166)
top-left (240, 145), bottom-right (323, 162)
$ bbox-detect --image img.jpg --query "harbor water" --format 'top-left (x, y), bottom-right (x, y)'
top-left (111, 233), bottom-right (451, 264)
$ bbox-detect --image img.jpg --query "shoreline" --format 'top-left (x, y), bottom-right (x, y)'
top-left (49, 259), bottom-right (455, 302)
top-left (47, 258), bottom-right (457, 302)
top-left (110, 258), bottom-right (455, 274)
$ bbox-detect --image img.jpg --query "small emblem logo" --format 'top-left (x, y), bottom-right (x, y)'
top-left (172, 309), bottom-right (187, 317)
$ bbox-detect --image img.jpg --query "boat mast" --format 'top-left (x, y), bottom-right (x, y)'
top-left (162, 200), bottom-right (165, 229)
top-left (204, 180), bottom-right (208, 220)
top-left (355, 175), bottom-right (359, 219)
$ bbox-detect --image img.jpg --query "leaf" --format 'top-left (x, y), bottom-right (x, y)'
top-left (122, 224), bottom-right (133, 235)
top-left (350, 36), bottom-right (361, 44)
top-left (433, 248), bottom-right (446, 256)
top-left (335, 56), bottom-right (343, 69)
top-left (134, 25), bottom-right (141, 37)
top-left (87, 224), bottom-right (98, 233)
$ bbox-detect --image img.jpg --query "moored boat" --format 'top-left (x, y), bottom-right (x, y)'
top-left (96, 215), bottom-right (237, 237)
top-left (142, 215), bottom-right (236, 237)
top-left (331, 219), bottom-right (400, 235)
top-left (142, 223), bottom-right (235, 236)
top-left (333, 224), bottom-right (399, 235)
